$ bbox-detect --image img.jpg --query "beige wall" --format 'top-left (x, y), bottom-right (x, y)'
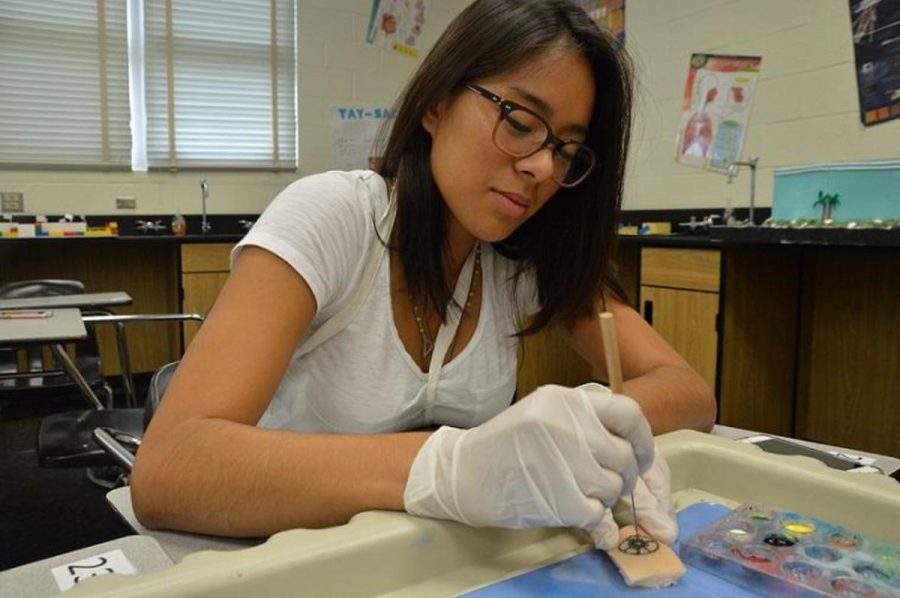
top-left (0, 0), bottom-right (471, 216)
top-left (625, 0), bottom-right (900, 211)
top-left (4, 0), bottom-right (895, 216)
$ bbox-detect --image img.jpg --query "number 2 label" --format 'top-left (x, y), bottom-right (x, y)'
top-left (51, 549), bottom-right (136, 591)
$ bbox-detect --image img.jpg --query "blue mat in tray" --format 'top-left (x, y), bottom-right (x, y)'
top-left (464, 501), bottom-right (754, 597)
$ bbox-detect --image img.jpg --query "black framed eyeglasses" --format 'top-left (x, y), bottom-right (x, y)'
top-left (466, 83), bottom-right (596, 187)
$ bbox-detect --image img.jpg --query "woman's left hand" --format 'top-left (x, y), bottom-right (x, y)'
top-left (591, 453), bottom-right (678, 550)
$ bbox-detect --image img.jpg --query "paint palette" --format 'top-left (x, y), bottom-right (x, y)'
top-left (680, 502), bottom-right (900, 597)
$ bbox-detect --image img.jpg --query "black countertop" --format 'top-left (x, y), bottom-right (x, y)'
top-left (619, 227), bottom-right (900, 248)
top-left (617, 234), bottom-right (720, 248)
top-left (0, 233), bottom-right (246, 244)
top-left (2, 212), bottom-right (898, 248)
top-left (709, 226), bottom-right (900, 248)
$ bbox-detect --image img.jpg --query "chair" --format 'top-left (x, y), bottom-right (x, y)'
top-left (37, 360), bottom-right (177, 469)
top-left (0, 279), bottom-right (113, 408)
top-left (36, 312), bottom-right (201, 487)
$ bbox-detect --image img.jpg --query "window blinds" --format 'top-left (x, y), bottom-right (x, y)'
top-left (0, 0), bottom-right (131, 168)
top-left (144, 0), bottom-right (296, 170)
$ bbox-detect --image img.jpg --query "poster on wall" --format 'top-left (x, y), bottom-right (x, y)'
top-left (365, 0), bottom-right (430, 58)
top-left (568, 0), bottom-right (625, 45)
top-left (331, 105), bottom-right (396, 171)
top-left (675, 54), bottom-right (762, 171)
top-left (849, 0), bottom-right (900, 126)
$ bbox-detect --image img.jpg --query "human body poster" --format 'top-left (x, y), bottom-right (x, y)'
top-left (365, 0), bottom-right (429, 58)
top-left (675, 54), bottom-right (761, 172)
top-left (849, 0), bottom-right (900, 126)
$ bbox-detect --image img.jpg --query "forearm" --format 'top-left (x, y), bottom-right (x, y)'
top-left (131, 419), bottom-right (430, 537)
top-left (622, 364), bottom-right (716, 435)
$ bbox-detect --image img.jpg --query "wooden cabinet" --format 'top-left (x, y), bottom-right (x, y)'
top-left (718, 247), bottom-right (800, 436)
top-left (795, 250), bottom-right (900, 457)
top-left (0, 240), bottom-right (181, 376)
top-left (718, 247), bottom-right (899, 457)
top-left (180, 243), bottom-right (234, 347)
top-left (639, 248), bottom-right (721, 390)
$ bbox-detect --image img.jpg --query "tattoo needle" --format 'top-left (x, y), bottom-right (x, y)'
top-left (630, 491), bottom-right (639, 535)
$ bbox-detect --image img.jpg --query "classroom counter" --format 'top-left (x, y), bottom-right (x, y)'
top-left (3, 211), bottom-right (899, 248)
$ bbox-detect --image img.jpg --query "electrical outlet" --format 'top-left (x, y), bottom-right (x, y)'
top-left (116, 196), bottom-right (137, 209)
top-left (1, 192), bottom-right (24, 213)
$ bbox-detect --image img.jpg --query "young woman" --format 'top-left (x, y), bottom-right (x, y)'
top-left (131, 0), bottom-right (716, 548)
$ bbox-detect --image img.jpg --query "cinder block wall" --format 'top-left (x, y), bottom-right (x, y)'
top-left (5, 1), bottom-right (895, 216)
top-left (624, 0), bottom-right (899, 211)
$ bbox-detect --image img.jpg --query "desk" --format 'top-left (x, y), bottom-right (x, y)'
top-left (58, 430), bottom-right (897, 597)
top-left (0, 292), bottom-right (132, 311)
top-left (106, 487), bottom-right (260, 563)
top-left (0, 536), bottom-right (172, 598)
top-left (0, 307), bottom-right (105, 409)
top-left (0, 308), bottom-right (85, 345)
top-left (0, 292), bottom-right (141, 408)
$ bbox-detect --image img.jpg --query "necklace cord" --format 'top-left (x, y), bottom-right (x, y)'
top-left (410, 243), bottom-right (482, 361)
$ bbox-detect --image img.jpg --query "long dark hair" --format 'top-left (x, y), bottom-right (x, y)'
top-left (377, 0), bottom-right (631, 335)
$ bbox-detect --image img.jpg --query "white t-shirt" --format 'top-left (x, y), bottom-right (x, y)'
top-left (232, 170), bottom-right (540, 433)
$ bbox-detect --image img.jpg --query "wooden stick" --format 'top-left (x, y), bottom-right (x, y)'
top-left (598, 311), bottom-right (687, 588)
top-left (598, 312), bottom-right (623, 393)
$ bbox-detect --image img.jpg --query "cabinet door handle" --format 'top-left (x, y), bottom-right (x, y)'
top-left (643, 300), bottom-right (654, 325)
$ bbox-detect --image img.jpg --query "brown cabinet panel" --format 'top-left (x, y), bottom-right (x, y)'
top-left (181, 272), bottom-right (230, 347)
top-left (719, 248), bottom-right (800, 436)
top-left (181, 243), bottom-right (233, 273)
top-left (640, 285), bottom-right (719, 388)
top-left (642, 248), bottom-right (721, 292)
top-left (795, 250), bottom-right (900, 457)
top-left (180, 243), bottom-right (234, 347)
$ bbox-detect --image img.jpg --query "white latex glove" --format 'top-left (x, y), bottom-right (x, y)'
top-left (403, 383), bottom-right (655, 542)
top-left (592, 453), bottom-right (678, 550)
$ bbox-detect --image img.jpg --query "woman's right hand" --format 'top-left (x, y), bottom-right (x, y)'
top-left (403, 383), bottom-right (656, 545)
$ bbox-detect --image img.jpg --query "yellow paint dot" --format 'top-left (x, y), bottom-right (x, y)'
top-left (784, 522), bottom-right (815, 534)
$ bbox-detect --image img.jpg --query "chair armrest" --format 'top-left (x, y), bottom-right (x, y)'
top-left (82, 313), bottom-right (205, 408)
top-left (92, 427), bottom-right (138, 471)
top-left (82, 313), bottom-right (205, 325)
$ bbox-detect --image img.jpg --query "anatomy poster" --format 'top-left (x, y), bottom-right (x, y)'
top-left (675, 54), bottom-right (762, 171)
top-left (365, 0), bottom-right (429, 58)
top-left (849, 0), bottom-right (900, 126)
top-left (569, 0), bottom-right (625, 45)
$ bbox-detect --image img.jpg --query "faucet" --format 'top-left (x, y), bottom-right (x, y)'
top-left (200, 177), bottom-right (211, 234)
top-left (136, 219), bottom-right (165, 233)
top-left (726, 156), bottom-right (759, 225)
top-left (678, 214), bottom-right (721, 232)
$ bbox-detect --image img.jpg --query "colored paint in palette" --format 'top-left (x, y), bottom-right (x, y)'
top-left (680, 503), bottom-right (900, 597)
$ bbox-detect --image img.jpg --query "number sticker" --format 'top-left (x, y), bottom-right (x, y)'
top-left (51, 549), bottom-right (136, 591)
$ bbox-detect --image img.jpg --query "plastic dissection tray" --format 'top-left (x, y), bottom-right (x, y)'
top-left (67, 430), bottom-right (900, 597)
